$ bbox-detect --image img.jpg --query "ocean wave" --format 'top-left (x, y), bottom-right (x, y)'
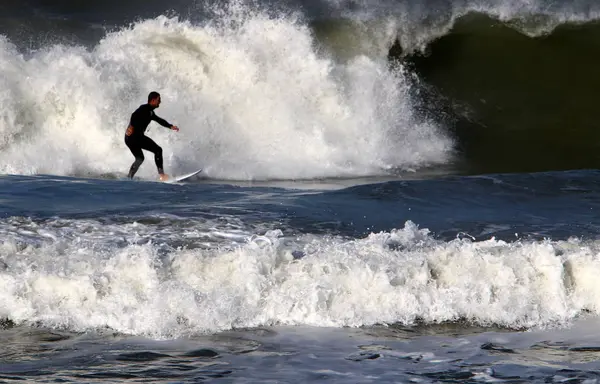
top-left (4, 1), bottom-right (600, 179)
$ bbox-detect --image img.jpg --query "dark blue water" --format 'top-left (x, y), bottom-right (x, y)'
top-left (4, 171), bottom-right (600, 241)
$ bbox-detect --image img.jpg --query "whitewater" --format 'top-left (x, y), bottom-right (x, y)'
top-left (2, 217), bottom-right (600, 338)
top-left (0, 6), bottom-right (451, 181)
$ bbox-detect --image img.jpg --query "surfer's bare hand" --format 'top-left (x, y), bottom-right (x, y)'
top-left (171, 125), bottom-right (179, 132)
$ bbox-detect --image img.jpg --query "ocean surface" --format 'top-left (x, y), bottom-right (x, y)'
top-left (3, 0), bottom-right (600, 382)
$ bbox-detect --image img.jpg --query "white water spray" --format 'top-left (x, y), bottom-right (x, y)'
top-left (0, 5), bottom-right (451, 180)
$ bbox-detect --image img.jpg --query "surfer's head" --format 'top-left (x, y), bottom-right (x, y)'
top-left (148, 91), bottom-right (161, 108)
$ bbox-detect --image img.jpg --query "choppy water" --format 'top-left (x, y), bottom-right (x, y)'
top-left (2, 171), bottom-right (600, 382)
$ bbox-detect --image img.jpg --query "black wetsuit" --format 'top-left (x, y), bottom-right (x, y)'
top-left (124, 104), bottom-right (172, 178)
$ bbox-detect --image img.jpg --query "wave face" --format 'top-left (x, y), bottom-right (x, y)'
top-left (401, 13), bottom-right (600, 174)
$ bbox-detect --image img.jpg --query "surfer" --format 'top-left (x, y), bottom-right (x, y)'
top-left (124, 91), bottom-right (179, 181)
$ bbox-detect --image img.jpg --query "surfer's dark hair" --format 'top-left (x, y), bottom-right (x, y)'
top-left (148, 91), bottom-right (161, 102)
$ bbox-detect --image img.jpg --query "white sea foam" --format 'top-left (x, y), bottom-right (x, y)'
top-left (1, 219), bottom-right (598, 338)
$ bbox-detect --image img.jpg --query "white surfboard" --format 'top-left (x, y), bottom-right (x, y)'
top-left (164, 169), bottom-right (202, 183)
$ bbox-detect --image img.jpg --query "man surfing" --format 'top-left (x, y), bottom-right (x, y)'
top-left (125, 91), bottom-right (179, 181)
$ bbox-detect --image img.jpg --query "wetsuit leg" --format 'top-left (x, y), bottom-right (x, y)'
top-left (125, 135), bottom-right (144, 178)
top-left (139, 135), bottom-right (164, 174)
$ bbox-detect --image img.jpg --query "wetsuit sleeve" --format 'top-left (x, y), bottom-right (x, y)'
top-left (151, 112), bottom-right (172, 128)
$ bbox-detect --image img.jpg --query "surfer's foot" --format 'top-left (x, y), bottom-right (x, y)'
top-left (159, 173), bottom-right (169, 181)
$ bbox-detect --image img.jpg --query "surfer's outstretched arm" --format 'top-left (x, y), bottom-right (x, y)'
top-left (152, 114), bottom-right (179, 131)
top-left (151, 114), bottom-right (171, 128)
